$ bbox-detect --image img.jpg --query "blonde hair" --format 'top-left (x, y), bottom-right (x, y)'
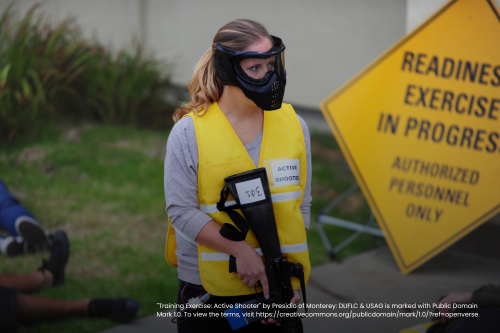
top-left (173, 19), bottom-right (272, 123)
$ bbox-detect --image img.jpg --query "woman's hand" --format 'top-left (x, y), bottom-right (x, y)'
top-left (233, 241), bottom-right (269, 298)
top-left (195, 220), bottom-right (301, 327)
top-left (261, 289), bottom-right (301, 326)
top-left (195, 220), bottom-right (270, 297)
top-left (290, 289), bottom-right (301, 305)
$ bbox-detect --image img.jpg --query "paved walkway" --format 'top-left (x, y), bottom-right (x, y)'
top-left (99, 220), bottom-right (500, 333)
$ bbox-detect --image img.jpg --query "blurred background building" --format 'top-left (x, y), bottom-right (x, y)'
top-left (4, 0), bottom-right (493, 111)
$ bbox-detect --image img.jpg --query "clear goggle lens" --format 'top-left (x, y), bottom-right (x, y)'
top-left (236, 51), bottom-right (285, 82)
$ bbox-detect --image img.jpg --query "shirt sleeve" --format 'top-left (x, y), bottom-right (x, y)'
top-left (164, 117), bottom-right (213, 240)
top-left (297, 115), bottom-right (312, 230)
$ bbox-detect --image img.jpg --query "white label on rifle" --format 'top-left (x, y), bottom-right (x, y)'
top-left (235, 178), bottom-right (266, 205)
top-left (271, 159), bottom-right (300, 187)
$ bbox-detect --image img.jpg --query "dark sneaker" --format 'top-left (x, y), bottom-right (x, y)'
top-left (15, 216), bottom-right (51, 252)
top-left (88, 298), bottom-right (140, 322)
top-left (1, 236), bottom-right (23, 257)
top-left (0, 236), bottom-right (37, 257)
top-left (38, 230), bottom-right (70, 286)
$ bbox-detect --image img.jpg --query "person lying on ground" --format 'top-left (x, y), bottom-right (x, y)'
top-left (0, 178), bottom-right (51, 257)
top-left (0, 230), bottom-right (140, 332)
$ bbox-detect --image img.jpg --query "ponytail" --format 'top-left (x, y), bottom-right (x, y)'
top-left (173, 47), bottom-right (223, 122)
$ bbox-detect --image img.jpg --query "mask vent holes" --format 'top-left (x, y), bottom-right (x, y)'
top-left (271, 81), bottom-right (280, 92)
top-left (270, 81), bottom-right (282, 108)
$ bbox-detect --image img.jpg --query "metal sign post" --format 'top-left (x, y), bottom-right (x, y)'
top-left (315, 183), bottom-right (384, 260)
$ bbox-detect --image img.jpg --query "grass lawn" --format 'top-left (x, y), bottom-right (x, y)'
top-left (0, 121), bottom-right (381, 332)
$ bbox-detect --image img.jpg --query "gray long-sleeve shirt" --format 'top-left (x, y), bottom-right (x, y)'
top-left (164, 113), bottom-right (312, 284)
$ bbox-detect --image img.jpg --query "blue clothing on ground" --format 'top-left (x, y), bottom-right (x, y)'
top-left (0, 179), bottom-right (37, 239)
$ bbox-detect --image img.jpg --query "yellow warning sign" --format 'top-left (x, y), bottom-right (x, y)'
top-left (320, 0), bottom-right (500, 274)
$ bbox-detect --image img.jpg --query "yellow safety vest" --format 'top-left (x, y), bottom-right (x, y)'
top-left (165, 102), bottom-right (310, 296)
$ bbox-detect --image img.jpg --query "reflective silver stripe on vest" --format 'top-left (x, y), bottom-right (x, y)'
top-left (199, 190), bottom-right (302, 214)
top-left (200, 241), bottom-right (308, 261)
top-left (200, 200), bottom-right (237, 214)
top-left (280, 241), bottom-right (308, 254)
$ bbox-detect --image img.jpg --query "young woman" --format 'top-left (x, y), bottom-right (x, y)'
top-left (164, 19), bottom-right (312, 332)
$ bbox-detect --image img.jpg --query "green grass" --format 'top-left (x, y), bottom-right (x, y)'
top-left (0, 122), bottom-right (178, 333)
top-left (0, 124), bottom-right (382, 332)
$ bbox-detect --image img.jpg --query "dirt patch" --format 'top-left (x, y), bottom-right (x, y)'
top-left (106, 139), bottom-right (166, 160)
top-left (16, 147), bottom-right (46, 164)
top-left (41, 163), bottom-right (55, 175)
top-left (61, 128), bottom-right (81, 143)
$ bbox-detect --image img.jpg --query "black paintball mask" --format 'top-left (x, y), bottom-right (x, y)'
top-left (214, 35), bottom-right (286, 111)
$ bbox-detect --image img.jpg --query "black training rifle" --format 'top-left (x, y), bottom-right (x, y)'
top-left (217, 168), bottom-right (307, 332)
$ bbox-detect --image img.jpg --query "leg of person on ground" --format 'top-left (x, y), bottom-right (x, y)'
top-left (0, 178), bottom-right (51, 256)
top-left (5, 289), bottom-right (139, 324)
top-left (0, 271), bottom-right (53, 293)
top-left (17, 293), bottom-right (90, 322)
top-left (0, 230), bottom-right (68, 292)
top-left (16, 294), bottom-right (140, 323)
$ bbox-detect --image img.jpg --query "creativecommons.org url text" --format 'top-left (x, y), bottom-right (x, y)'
top-left (273, 310), bottom-right (480, 319)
